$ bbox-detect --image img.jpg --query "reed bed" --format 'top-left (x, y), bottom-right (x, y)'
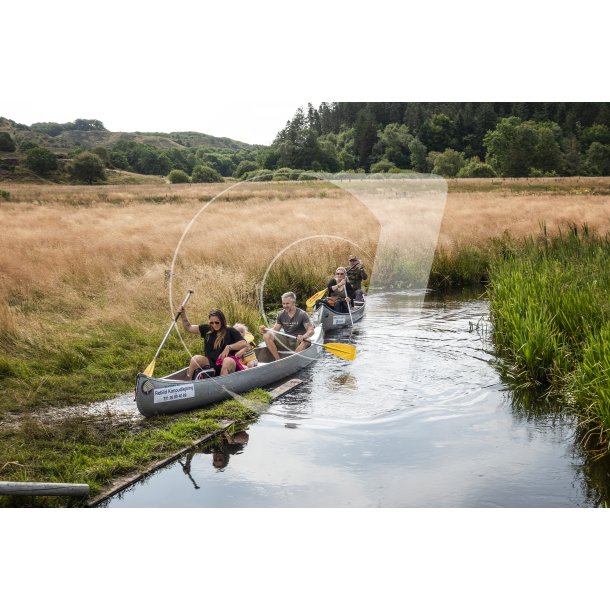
top-left (487, 226), bottom-right (610, 451)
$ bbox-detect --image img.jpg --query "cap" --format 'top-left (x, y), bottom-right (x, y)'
top-left (348, 254), bottom-right (357, 260)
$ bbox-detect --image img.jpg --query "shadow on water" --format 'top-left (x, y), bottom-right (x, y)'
top-left (103, 288), bottom-right (610, 507)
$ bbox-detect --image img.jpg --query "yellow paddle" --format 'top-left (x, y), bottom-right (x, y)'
top-left (143, 289), bottom-right (194, 377)
top-left (266, 328), bottom-right (356, 361)
top-left (306, 288), bottom-right (327, 309)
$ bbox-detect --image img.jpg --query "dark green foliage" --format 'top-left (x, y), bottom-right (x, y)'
top-left (429, 148), bottom-right (466, 177)
top-left (418, 113), bottom-right (455, 152)
top-left (353, 107), bottom-right (378, 170)
top-left (91, 146), bottom-right (109, 165)
top-left (370, 159), bottom-right (397, 173)
top-left (24, 146), bottom-right (58, 175)
top-left (233, 159), bottom-right (258, 178)
top-left (584, 142), bottom-right (610, 176)
top-left (196, 152), bottom-right (235, 177)
top-left (191, 164), bottom-right (223, 183)
top-left (31, 119), bottom-right (107, 136)
top-left (168, 169), bottom-right (190, 184)
top-left (69, 152), bottom-right (107, 184)
top-left (457, 157), bottom-right (497, 178)
top-left (109, 150), bottom-right (130, 170)
top-left (408, 137), bottom-right (428, 172)
top-left (0, 131), bottom-right (16, 152)
top-left (264, 103), bottom-right (610, 176)
top-left (18, 141), bottom-right (39, 152)
top-left (484, 117), bottom-right (562, 177)
top-left (111, 141), bottom-right (171, 175)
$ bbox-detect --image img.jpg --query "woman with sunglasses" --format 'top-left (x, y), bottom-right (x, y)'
top-left (178, 306), bottom-right (248, 380)
top-left (324, 266), bottom-right (355, 313)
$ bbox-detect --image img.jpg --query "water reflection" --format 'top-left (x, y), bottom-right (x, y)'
top-left (105, 290), bottom-right (610, 507)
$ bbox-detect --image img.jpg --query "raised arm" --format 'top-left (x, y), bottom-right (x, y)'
top-left (178, 306), bottom-right (200, 334)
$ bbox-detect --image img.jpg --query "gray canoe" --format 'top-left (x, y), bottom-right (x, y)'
top-left (311, 300), bottom-right (365, 331)
top-left (135, 326), bottom-right (324, 417)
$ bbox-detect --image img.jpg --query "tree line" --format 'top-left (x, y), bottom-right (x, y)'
top-left (3, 104), bottom-right (609, 182)
top-left (259, 102), bottom-right (610, 177)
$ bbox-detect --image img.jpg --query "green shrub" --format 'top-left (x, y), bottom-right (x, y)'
top-left (0, 132), bottom-right (16, 152)
top-left (242, 169), bottom-right (273, 181)
top-left (109, 150), bottom-right (130, 170)
top-left (233, 160), bottom-right (258, 179)
top-left (191, 164), bottom-right (223, 183)
top-left (168, 169), bottom-right (191, 184)
top-left (0, 189), bottom-right (10, 200)
top-left (69, 152), bottom-right (107, 184)
top-left (457, 159), bottom-right (497, 178)
top-left (430, 148), bottom-right (466, 177)
top-left (370, 159), bottom-right (398, 173)
top-left (24, 146), bottom-right (58, 175)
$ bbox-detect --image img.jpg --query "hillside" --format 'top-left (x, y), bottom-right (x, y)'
top-left (0, 117), bottom-right (253, 152)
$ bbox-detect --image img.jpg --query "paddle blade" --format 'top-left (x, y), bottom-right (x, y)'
top-left (306, 289), bottom-right (326, 309)
top-left (143, 359), bottom-right (156, 378)
top-left (323, 342), bottom-right (356, 361)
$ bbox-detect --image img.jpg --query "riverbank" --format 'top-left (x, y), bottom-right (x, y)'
top-left (487, 226), bottom-right (610, 453)
top-left (0, 390), bottom-right (269, 507)
top-left (2, 177), bottom-right (609, 504)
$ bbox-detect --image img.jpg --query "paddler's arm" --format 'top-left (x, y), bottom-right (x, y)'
top-left (219, 339), bottom-right (248, 359)
top-left (259, 322), bottom-right (282, 334)
top-left (297, 321), bottom-right (315, 344)
top-left (178, 305), bottom-right (200, 334)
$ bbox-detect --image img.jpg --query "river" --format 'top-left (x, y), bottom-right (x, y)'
top-left (103, 290), bottom-right (610, 507)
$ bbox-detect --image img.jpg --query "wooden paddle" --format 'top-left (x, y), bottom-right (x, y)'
top-left (143, 289), bottom-right (194, 377)
top-left (266, 328), bottom-right (356, 361)
top-left (306, 288), bottom-right (327, 309)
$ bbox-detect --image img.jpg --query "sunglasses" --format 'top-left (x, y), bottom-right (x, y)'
top-left (209, 320), bottom-right (221, 326)
top-left (336, 272), bottom-right (345, 275)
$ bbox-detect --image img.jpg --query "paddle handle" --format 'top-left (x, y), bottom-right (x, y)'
top-left (152, 289), bottom-right (194, 361)
top-left (265, 327), bottom-right (321, 348)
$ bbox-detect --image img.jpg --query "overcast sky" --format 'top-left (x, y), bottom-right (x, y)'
top-left (5, 2), bottom-right (607, 147)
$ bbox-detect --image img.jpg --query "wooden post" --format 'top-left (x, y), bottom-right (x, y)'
top-left (0, 481), bottom-right (90, 497)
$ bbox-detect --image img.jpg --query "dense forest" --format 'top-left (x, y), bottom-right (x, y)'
top-left (1, 103), bottom-right (609, 183)
top-left (260, 102), bottom-right (610, 177)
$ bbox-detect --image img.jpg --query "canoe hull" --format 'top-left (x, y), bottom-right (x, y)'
top-left (311, 301), bottom-right (365, 331)
top-left (135, 327), bottom-right (323, 417)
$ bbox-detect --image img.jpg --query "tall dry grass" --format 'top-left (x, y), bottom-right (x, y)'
top-left (2, 178), bottom-right (609, 336)
top-left (0, 182), bottom-right (379, 352)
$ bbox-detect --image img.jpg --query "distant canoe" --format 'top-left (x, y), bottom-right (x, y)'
top-left (135, 326), bottom-right (324, 417)
top-left (311, 300), bottom-right (365, 331)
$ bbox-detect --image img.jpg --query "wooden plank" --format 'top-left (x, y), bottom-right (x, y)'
top-left (0, 481), bottom-right (89, 497)
top-left (267, 378), bottom-right (303, 399)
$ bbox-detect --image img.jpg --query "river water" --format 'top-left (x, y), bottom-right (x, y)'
top-left (104, 290), bottom-right (610, 508)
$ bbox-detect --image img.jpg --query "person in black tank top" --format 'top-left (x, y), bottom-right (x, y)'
top-left (178, 307), bottom-right (248, 379)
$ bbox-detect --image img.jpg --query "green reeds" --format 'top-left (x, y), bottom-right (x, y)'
top-left (487, 225), bottom-right (610, 450)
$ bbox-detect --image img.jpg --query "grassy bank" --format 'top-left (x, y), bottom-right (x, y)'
top-left (487, 226), bottom-right (610, 452)
top-left (0, 390), bottom-right (269, 507)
